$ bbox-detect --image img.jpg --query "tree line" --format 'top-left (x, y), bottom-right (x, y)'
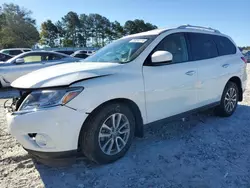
top-left (240, 46), bottom-right (250, 51)
top-left (0, 3), bottom-right (157, 49)
top-left (40, 12), bottom-right (157, 47)
top-left (1, 3), bottom-right (249, 50)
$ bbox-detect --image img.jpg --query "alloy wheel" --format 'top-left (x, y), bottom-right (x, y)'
top-left (224, 87), bottom-right (237, 113)
top-left (98, 113), bottom-right (130, 156)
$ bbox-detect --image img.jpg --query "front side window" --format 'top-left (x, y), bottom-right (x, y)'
top-left (84, 36), bottom-right (155, 63)
top-left (154, 33), bottom-right (189, 63)
top-left (23, 55), bottom-right (44, 63)
top-left (9, 50), bottom-right (23, 56)
top-left (189, 33), bottom-right (218, 61)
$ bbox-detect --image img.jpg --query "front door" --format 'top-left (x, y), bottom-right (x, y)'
top-left (0, 53), bottom-right (69, 84)
top-left (1, 53), bottom-right (46, 83)
top-left (143, 33), bottom-right (198, 123)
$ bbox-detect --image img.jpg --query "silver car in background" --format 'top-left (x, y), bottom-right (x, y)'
top-left (0, 48), bottom-right (31, 57)
top-left (0, 51), bottom-right (80, 88)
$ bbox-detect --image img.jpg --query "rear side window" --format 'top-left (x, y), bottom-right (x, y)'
top-left (74, 53), bottom-right (89, 58)
top-left (80, 50), bottom-right (88, 54)
top-left (23, 49), bottom-right (31, 52)
top-left (213, 36), bottom-right (236, 56)
top-left (9, 50), bottom-right (23, 56)
top-left (46, 53), bottom-right (65, 61)
top-left (189, 33), bottom-right (218, 61)
top-left (55, 50), bottom-right (74, 55)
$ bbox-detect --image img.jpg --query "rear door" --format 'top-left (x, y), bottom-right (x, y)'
top-left (188, 33), bottom-right (237, 106)
top-left (213, 35), bottom-right (243, 94)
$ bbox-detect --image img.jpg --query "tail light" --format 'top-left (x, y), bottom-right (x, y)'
top-left (241, 57), bottom-right (247, 64)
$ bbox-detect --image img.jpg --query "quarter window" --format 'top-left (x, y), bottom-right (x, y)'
top-left (2, 50), bottom-right (9, 55)
top-left (189, 33), bottom-right (218, 61)
top-left (154, 33), bottom-right (188, 63)
top-left (214, 36), bottom-right (236, 56)
top-left (9, 50), bottom-right (23, 56)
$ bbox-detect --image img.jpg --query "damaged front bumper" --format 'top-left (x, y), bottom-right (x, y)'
top-left (5, 89), bottom-right (88, 156)
top-left (4, 90), bottom-right (30, 113)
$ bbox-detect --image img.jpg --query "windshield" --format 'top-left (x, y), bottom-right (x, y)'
top-left (84, 36), bottom-right (155, 63)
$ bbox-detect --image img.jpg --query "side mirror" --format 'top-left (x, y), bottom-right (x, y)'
top-left (15, 58), bottom-right (24, 64)
top-left (151, 51), bottom-right (173, 64)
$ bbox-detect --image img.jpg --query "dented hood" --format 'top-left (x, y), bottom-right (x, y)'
top-left (11, 62), bottom-right (122, 89)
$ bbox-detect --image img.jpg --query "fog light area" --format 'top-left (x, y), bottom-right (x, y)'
top-left (28, 133), bottom-right (37, 139)
top-left (28, 133), bottom-right (54, 148)
top-left (35, 134), bottom-right (48, 147)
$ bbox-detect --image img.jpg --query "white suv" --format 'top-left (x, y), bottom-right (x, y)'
top-left (6, 25), bottom-right (247, 164)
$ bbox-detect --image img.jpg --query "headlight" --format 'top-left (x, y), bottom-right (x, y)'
top-left (18, 87), bottom-right (83, 112)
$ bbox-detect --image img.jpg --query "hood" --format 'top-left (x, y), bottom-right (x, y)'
top-left (11, 62), bottom-right (122, 89)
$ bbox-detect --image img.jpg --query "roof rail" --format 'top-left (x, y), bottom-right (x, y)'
top-left (178, 24), bottom-right (221, 34)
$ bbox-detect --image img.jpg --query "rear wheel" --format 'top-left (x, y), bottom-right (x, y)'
top-left (215, 81), bottom-right (239, 117)
top-left (80, 103), bottom-right (135, 164)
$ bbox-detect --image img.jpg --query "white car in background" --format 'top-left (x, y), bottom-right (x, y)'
top-left (0, 51), bottom-right (79, 88)
top-left (0, 48), bottom-right (31, 57)
top-left (70, 50), bottom-right (90, 59)
top-left (6, 25), bottom-right (247, 165)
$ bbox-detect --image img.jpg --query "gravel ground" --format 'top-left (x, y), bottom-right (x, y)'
top-left (1, 67), bottom-right (250, 188)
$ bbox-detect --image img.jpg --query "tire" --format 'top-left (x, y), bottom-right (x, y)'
top-left (215, 81), bottom-right (239, 117)
top-left (80, 102), bottom-right (135, 164)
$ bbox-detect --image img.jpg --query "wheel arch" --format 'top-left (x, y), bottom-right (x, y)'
top-left (228, 76), bottom-right (243, 101)
top-left (77, 98), bottom-right (144, 150)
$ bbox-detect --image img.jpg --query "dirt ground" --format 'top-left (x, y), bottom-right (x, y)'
top-left (1, 67), bottom-right (250, 188)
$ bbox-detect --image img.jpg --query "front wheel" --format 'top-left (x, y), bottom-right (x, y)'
top-left (215, 81), bottom-right (239, 117)
top-left (80, 103), bottom-right (135, 164)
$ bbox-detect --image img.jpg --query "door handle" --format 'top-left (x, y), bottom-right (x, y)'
top-left (222, 64), bottom-right (229, 68)
top-left (185, 70), bottom-right (195, 76)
